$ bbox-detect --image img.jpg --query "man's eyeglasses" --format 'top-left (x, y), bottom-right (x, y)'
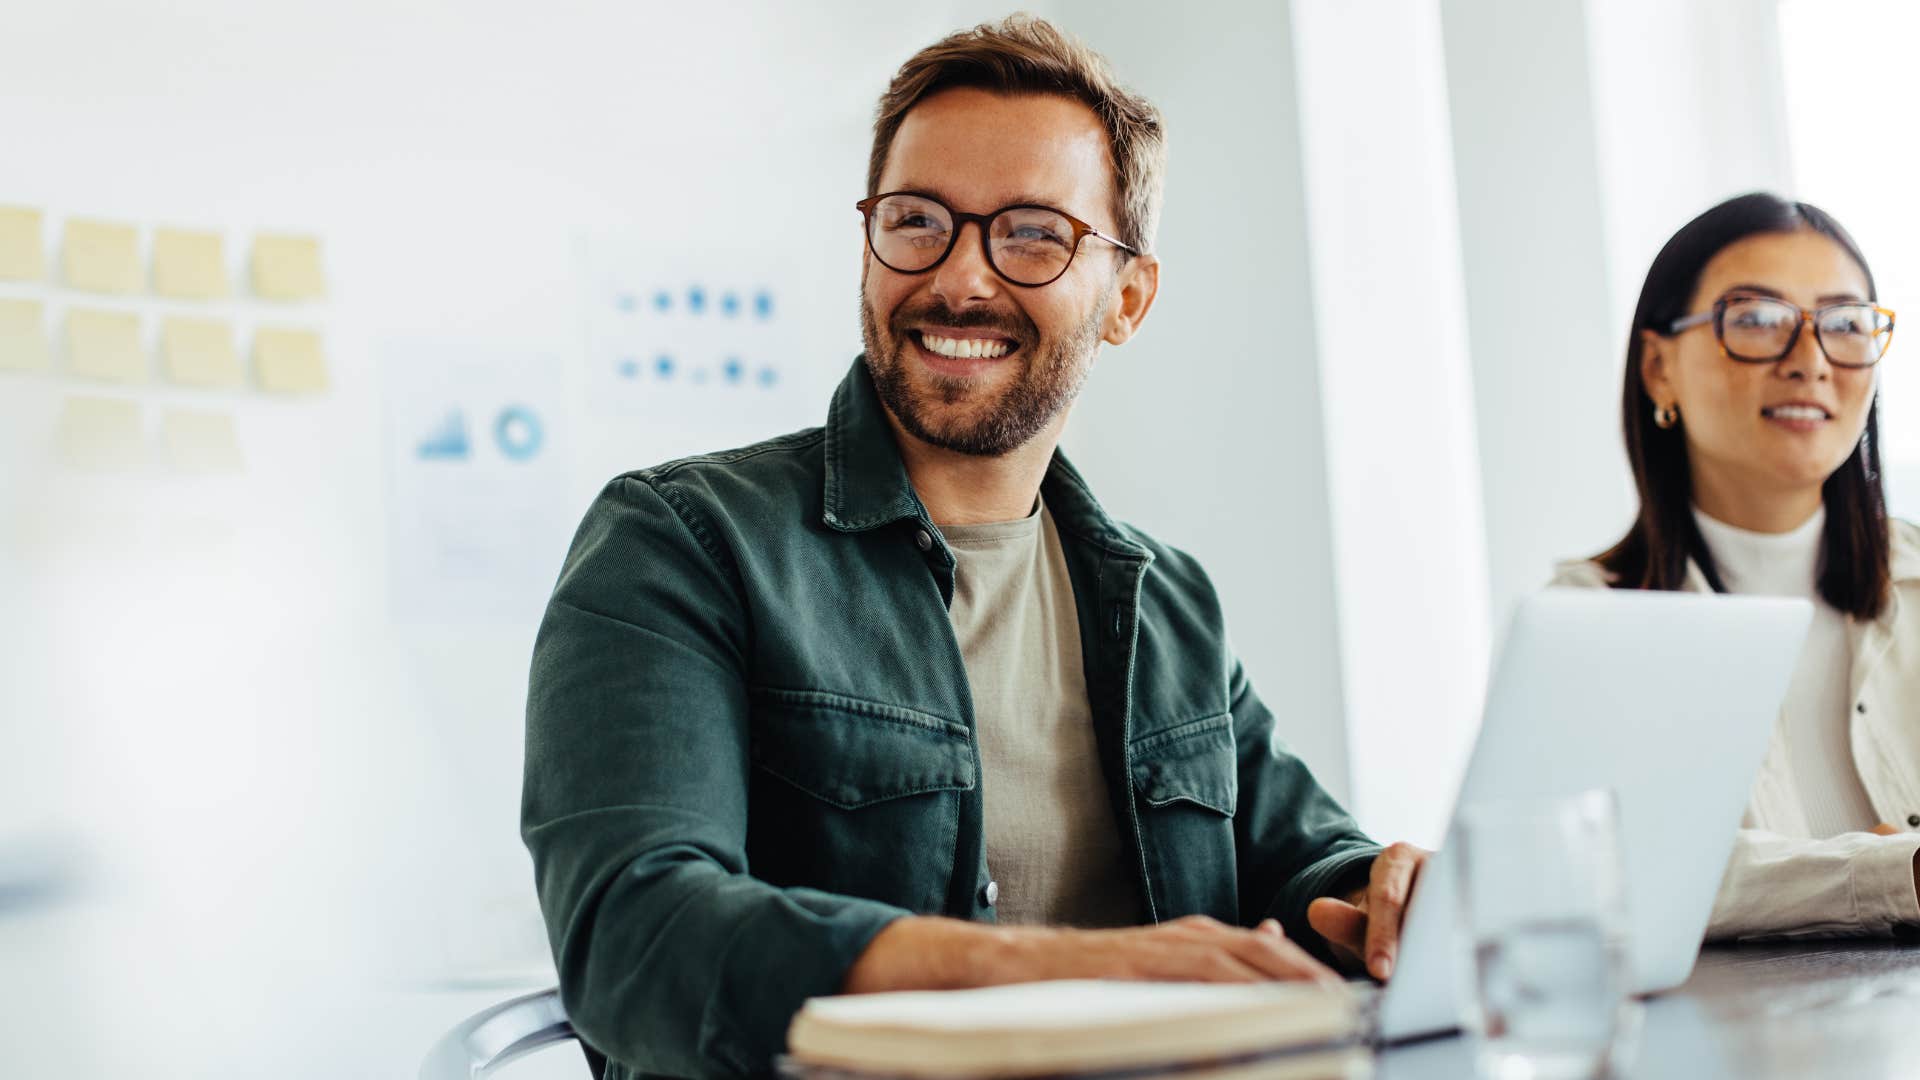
top-left (1668, 295), bottom-right (1896, 369)
top-left (856, 191), bottom-right (1139, 288)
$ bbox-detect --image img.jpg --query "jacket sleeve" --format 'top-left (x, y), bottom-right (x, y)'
top-left (1227, 658), bottom-right (1382, 954)
top-left (1705, 827), bottom-right (1920, 941)
top-left (522, 476), bottom-right (910, 1077)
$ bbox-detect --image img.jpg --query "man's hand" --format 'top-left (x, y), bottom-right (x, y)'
top-left (842, 914), bottom-right (1341, 994)
top-left (1028, 915), bottom-right (1343, 987)
top-left (1305, 842), bottom-right (1429, 982)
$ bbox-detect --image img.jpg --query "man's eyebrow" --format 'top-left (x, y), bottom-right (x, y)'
top-left (885, 184), bottom-right (1075, 212)
top-left (1000, 192), bottom-right (1072, 210)
top-left (884, 182), bottom-right (952, 203)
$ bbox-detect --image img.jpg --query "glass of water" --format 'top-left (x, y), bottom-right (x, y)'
top-left (1454, 788), bottom-right (1630, 1080)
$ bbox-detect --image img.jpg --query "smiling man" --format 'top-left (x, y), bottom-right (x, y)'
top-left (523, 16), bottom-right (1424, 1079)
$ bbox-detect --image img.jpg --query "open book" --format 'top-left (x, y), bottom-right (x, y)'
top-left (781, 979), bottom-right (1371, 1079)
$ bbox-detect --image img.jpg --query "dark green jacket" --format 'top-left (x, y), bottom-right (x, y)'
top-left (522, 359), bottom-right (1380, 1079)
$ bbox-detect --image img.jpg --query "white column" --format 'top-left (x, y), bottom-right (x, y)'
top-left (1586, 0), bottom-right (1796, 360)
top-left (1440, 0), bottom-right (1632, 635)
top-left (1292, 0), bottom-right (1491, 847)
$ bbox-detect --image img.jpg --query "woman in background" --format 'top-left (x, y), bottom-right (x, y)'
top-left (1554, 192), bottom-right (1917, 939)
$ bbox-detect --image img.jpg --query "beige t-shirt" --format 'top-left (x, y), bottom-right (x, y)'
top-left (942, 499), bottom-right (1144, 928)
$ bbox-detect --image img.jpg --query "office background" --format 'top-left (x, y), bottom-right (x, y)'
top-left (0, 0), bottom-right (1911, 1075)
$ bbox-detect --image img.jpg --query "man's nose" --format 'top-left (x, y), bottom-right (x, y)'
top-left (929, 221), bottom-right (1000, 307)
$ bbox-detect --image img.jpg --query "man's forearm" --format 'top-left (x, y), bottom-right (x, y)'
top-left (840, 916), bottom-right (1049, 993)
top-left (840, 913), bottom-right (1342, 993)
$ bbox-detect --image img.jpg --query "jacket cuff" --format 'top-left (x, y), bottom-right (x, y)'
top-left (1852, 835), bottom-right (1920, 931)
top-left (1269, 844), bottom-right (1381, 961)
top-left (702, 896), bottom-right (910, 1075)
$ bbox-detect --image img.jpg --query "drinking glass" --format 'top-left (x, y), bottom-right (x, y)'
top-left (1454, 788), bottom-right (1631, 1080)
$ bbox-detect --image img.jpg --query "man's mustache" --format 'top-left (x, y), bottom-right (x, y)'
top-left (890, 302), bottom-right (1036, 345)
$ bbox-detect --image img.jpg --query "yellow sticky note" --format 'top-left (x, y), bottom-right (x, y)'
top-left (63, 219), bottom-right (144, 294)
top-left (55, 396), bottom-right (145, 469)
top-left (161, 408), bottom-right (243, 473)
top-left (250, 233), bottom-right (325, 300)
top-left (152, 227), bottom-right (229, 299)
top-left (66, 309), bottom-right (148, 383)
top-left (0, 206), bottom-right (45, 281)
top-left (161, 316), bottom-right (241, 387)
top-left (0, 298), bottom-right (49, 372)
top-left (253, 327), bottom-right (328, 393)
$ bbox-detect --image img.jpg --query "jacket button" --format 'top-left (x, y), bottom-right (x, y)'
top-left (915, 529), bottom-right (933, 552)
top-left (1908, 814), bottom-right (1919, 828)
top-left (982, 880), bottom-right (999, 907)
top-left (1857, 702), bottom-right (1868, 714)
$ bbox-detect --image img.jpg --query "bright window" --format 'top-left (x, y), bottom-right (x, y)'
top-left (1780, 0), bottom-right (1920, 513)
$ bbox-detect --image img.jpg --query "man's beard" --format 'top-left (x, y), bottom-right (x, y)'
top-left (859, 287), bottom-right (1107, 457)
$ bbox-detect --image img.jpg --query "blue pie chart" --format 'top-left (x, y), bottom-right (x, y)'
top-left (495, 406), bottom-right (544, 462)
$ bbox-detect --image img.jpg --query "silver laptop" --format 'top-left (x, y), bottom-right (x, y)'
top-left (1376, 587), bottom-right (1811, 1041)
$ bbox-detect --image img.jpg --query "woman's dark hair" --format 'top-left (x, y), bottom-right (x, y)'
top-left (1596, 191), bottom-right (1890, 619)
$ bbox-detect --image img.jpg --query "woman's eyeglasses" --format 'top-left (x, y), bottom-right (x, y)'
top-left (1668, 295), bottom-right (1896, 368)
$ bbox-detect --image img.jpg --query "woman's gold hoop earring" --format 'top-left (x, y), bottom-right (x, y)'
top-left (1654, 405), bottom-right (1679, 430)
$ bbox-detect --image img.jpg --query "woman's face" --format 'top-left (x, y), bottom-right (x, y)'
top-left (1642, 229), bottom-right (1880, 507)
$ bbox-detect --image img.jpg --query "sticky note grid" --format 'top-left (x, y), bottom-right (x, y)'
top-left (1, 203), bottom-right (333, 472)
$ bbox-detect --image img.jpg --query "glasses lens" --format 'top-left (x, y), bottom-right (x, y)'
top-left (990, 207), bottom-right (1078, 285)
top-left (1719, 297), bottom-right (1800, 360)
top-left (868, 195), bottom-right (953, 273)
top-left (1815, 303), bottom-right (1894, 367)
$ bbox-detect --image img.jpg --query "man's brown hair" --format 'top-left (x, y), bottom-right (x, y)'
top-left (867, 14), bottom-right (1167, 255)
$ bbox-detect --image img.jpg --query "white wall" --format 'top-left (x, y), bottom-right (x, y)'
top-left (1291, 0), bottom-right (1490, 849)
top-left (1439, 0), bottom-right (1632, 639)
top-left (1057, 2), bottom-right (1356, 802)
top-left (0, 3), bottom-right (1048, 1076)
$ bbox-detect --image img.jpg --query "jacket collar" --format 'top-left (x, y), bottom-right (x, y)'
top-left (821, 357), bottom-right (925, 532)
top-left (819, 358), bottom-right (1150, 561)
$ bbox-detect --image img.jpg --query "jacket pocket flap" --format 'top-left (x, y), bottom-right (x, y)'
top-left (1130, 714), bottom-right (1236, 815)
top-left (750, 688), bottom-right (975, 810)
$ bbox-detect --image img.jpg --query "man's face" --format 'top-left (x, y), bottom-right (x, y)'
top-left (860, 87), bottom-right (1143, 457)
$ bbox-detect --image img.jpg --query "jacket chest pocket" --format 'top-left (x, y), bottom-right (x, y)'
top-left (1130, 714), bottom-right (1239, 919)
top-left (746, 687), bottom-right (975, 911)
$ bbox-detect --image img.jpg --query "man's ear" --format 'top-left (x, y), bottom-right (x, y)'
top-left (1102, 254), bottom-right (1160, 346)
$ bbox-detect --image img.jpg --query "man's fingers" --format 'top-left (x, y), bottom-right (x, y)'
top-left (1307, 897), bottom-right (1367, 953)
top-left (1225, 925), bottom-right (1341, 986)
top-left (1872, 823), bottom-right (1901, 837)
top-left (1151, 937), bottom-right (1273, 984)
top-left (1362, 843), bottom-right (1426, 981)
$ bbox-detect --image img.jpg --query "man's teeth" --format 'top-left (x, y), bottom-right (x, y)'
top-left (1767, 406), bottom-right (1829, 421)
top-left (921, 333), bottom-right (1012, 360)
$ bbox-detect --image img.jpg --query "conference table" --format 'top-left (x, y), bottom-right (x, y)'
top-left (1377, 940), bottom-right (1920, 1078)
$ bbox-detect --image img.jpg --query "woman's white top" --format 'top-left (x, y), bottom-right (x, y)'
top-left (1692, 506), bottom-right (1880, 837)
top-left (1551, 514), bottom-right (1920, 940)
